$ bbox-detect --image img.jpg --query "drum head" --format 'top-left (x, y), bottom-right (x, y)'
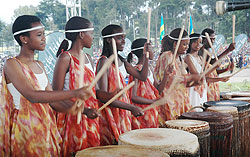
top-left (206, 106), bottom-right (238, 114)
top-left (165, 119), bottom-right (209, 133)
top-left (180, 111), bottom-right (233, 123)
top-left (204, 100), bottom-right (250, 111)
top-left (76, 145), bottom-right (170, 157)
top-left (118, 128), bottom-right (199, 156)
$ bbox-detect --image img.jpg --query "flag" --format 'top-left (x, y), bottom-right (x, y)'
top-left (189, 15), bottom-right (194, 34)
top-left (160, 14), bottom-right (165, 41)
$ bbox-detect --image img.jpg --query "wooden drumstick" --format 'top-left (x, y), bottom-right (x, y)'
top-left (232, 15), bottom-right (236, 43)
top-left (147, 7), bottom-right (151, 43)
top-left (98, 81), bottom-right (135, 112)
top-left (112, 38), bottom-right (122, 89)
top-left (205, 32), bottom-right (218, 61)
top-left (89, 54), bottom-right (115, 89)
top-left (145, 7), bottom-right (151, 58)
top-left (171, 26), bottom-right (185, 66)
top-left (76, 54), bottom-right (115, 123)
top-left (229, 64), bottom-right (249, 77)
top-left (142, 96), bottom-right (174, 112)
top-left (77, 52), bottom-right (85, 124)
top-left (201, 57), bottom-right (223, 78)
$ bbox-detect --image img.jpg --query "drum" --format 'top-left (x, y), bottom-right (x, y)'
top-left (206, 106), bottom-right (239, 157)
top-left (221, 91), bottom-right (250, 100)
top-left (204, 100), bottom-right (250, 156)
top-left (118, 128), bottom-right (200, 157)
top-left (75, 145), bottom-right (170, 157)
top-left (180, 111), bottom-right (233, 157)
top-left (165, 119), bottom-right (210, 157)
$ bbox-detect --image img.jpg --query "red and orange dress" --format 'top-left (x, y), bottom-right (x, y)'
top-left (154, 51), bottom-right (191, 121)
top-left (128, 64), bottom-right (159, 129)
top-left (96, 56), bottom-right (132, 146)
top-left (0, 58), bottom-right (61, 156)
top-left (207, 64), bottom-right (220, 101)
top-left (56, 51), bottom-right (99, 156)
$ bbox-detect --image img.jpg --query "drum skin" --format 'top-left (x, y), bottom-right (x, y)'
top-left (75, 145), bottom-right (170, 157)
top-left (118, 128), bottom-right (200, 157)
top-left (165, 119), bottom-right (210, 157)
top-left (180, 112), bottom-right (233, 157)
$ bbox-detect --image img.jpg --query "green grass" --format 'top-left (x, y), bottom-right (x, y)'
top-left (219, 80), bottom-right (250, 92)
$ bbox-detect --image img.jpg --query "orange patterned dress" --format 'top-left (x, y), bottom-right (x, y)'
top-left (154, 51), bottom-right (191, 121)
top-left (128, 64), bottom-right (159, 129)
top-left (207, 64), bottom-right (220, 101)
top-left (0, 58), bottom-right (61, 156)
top-left (96, 56), bottom-right (132, 146)
top-left (56, 52), bottom-right (100, 156)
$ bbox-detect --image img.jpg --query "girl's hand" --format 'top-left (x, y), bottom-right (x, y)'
top-left (221, 76), bottom-right (230, 82)
top-left (131, 106), bottom-right (144, 117)
top-left (83, 107), bottom-right (99, 119)
top-left (164, 64), bottom-right (174, 76)
top-left (74, 86), bottom-right (93, 100)
top-left (227, 43), bottom-right (236, 52)
top-left (143, 42), bottom-right (154, 60)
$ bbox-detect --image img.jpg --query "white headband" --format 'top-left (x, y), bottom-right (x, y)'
top-left (189, 36), bottom-right (202, 40)
top-left (168, 35), bottom-right (189, 40)
top-left (65, 27), bottom-right (94, 33)
top-left (131, 46), bottom-right (144, 52)
top-left (13, 25), bottom-right (44, 36)
top-left (102, 32), bottom-right (125, 38)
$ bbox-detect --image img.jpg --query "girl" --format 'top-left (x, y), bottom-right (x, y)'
top-left (0, 15), bottom-right (92, 156)
top-left (127, 38), bottom-right (159, 129)
top-left (200, 28), bottom-right (235, 101)
top-left (52, 16), bottom-right (99, 156)
top-left (154, 28), bottom-right (202, 122)
top-left (185, 33), bottom-right (207, 110)
top-left (96, 24), bottom-right (144, 146)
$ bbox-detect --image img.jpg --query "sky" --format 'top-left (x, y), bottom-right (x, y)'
top-left (0, 0), bottom-right (64, 24)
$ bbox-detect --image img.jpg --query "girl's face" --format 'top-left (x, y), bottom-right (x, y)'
top-left (191, 37), bottom-right (203, 52)
top-left (82, 23), bottom-right (94, 48)
top-left (113, 30), bottom-right (126, 51)
top-left (177, 39), bottom-right (189, 54)
top-left (26, 22), bottom-right (46, 51)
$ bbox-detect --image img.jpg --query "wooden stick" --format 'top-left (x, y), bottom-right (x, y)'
top-left (76, 55), bottom-right (115, 123)
top-left (232, 15), bottom-right (236, 43)
top-left (205, 32), bottom-right (218, 61)
top-left (171, 26), bottom-right (185, 66)
top-left (147, 8), bottom-right (151, 43)
top-left (98, 81), bottom-right (135, 112)
top-left (142, 96), bottom-right (174, 112)
top-left (77, 52), bottom-right (85, 124)
top-left (201, 57), bottom-right (223, 78)
top-left (89, 55), bottom-right (115, 89)
top-left (229, 64), bottom-right (249, 77)
top-left (112, 38), bottom-right (122, 89)
top-left (201, 49), bottom-right (208, 73)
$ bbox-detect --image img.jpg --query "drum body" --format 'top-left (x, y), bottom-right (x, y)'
top-left (75, 145), bottom-right (170, 157)
top-left (204, 100), bottom-right (250, 156)
top-left (165, 119), bottom-right (210, 157)
top-left (118, 128), bottom-right (200, 157)
top-left (180, 111), bottom-right (233, 157)
top-left (206, 106), bottom-right (239, 157)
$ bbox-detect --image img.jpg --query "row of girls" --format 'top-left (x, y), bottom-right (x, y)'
top-left (0, 15), bottom-right (235, 156)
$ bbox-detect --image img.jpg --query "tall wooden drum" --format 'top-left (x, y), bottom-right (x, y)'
top-left (180, 111), bottom-right (233, 157)
top-left (165, 119), bottom-right (210, 157)
top-left (118, 128), bottom-right (200, 157)
top-left (204, 100), bottom-right (250, 156)
top-left (76, 145), bottom-right (170, 157)
top-left (206, 106), bottom-right (239, 157)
